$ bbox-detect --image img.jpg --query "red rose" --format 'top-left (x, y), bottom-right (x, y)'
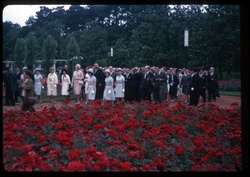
top-left (175, 146), bottom-right (184, 156)
top-left (67, 161), bottom-right (85, 171)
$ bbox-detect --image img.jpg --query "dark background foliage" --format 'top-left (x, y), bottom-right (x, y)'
top-left (3, 5), bottom-right (240, 77)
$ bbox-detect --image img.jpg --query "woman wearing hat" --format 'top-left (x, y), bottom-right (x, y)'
top-left (86, 68), bottom-right (96, 104)
top-left (47, 67), bottom-right (58, 103)
top-left (114, 68), bottom-right (125, 103)
top-left (34, 68), bottom-right (43, 104)
top-left (71, 64), bottom-right (84, 104)
top-left (103, 69), bottom-right (115, 104)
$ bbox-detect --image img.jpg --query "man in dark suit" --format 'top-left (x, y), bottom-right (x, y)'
top-left (207, 67), bottom-right (219, 102)
top-left (154, 67), bottom-right (167, 104)
top-left (197, 68), bottom-right (208, 103)
top-left (3, 67), bottom-right (17, 106)
top-left (14, 67), bottom-right (22, 102)
top-left (137, 67), bottom-right (145, 102)
top-left (188, 68), bottom-right (200, 106)
top-left (93, 63), bottom-right (105, 100)
top-left (144, 66), bottom-right (154, 102)
top-left (169, 68), bottom-right (179, 101)
top-left (109, 66), bottom-right (117, 83)
top-left (123, 68), bottom-right (130, 102)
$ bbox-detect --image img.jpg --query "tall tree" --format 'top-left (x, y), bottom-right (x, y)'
top-left (14, 38), bottom-right (27, 68)
top-left (2, 21), bottom-right (21, 61)
top-left (42, 35), bottom-right (58, 76)
top-left (25, 32), bottom-right (38, 71)
top-left (66, 35), bottom-right (80, 60)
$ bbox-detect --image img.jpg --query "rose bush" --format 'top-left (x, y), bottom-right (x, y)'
top-left (3, 101), bottom-right (241, 171)
top-left (219, 80), bottom-right (241, 91)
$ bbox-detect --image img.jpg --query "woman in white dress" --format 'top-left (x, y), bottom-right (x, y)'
top-left (47, 67), bottom-right (58, 103)
top-left (86, 68), bottom-right (96, 104)
top-left (177, 69), bottom-right (183, 101)
top-left (61, 69), bottom-right (71, 99)
top-left (103, 69), bottom-right (115, 104)
top-left (84, 68), bottom-right (90, 105)
top-left (114, 68), bottom-right (125, 104)
top-left (71, 64), bottom-right (84, 104)
top-left (165, 68), bottom-right (171, 102)
top-left (34, 68), bottom-right (43, 104)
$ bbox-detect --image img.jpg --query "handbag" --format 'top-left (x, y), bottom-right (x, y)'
top-left (28, 89), bottom-right (37, 106)
top-left (79, 80), bottom-right (84, 85)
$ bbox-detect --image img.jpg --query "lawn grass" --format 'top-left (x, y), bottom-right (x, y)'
top-left (222, 72), bottom-right (241, 81)
top-left (219, 91), bottom-right (241, 97)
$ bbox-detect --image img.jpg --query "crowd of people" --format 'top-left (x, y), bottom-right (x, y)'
top-left (3, 63), bottom-right (220, 112)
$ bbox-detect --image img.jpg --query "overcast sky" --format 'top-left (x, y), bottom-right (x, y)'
top-left (2, 5), bottom-right (78, 27)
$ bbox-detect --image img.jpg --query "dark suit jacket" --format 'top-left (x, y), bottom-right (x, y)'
top-left (198, 73), bottom-right (208, 89)
top-left (155, 71), bottom-right (167, 85)
top-left (3, 71), bottom-right (17, 92)
top-left (190, 73), bottom-right (199, 91)
top-left (94, 68), bottom-right (105, 86)
top-left (207, 72), bottom-right (219, 90)
top-left (110, 71), bottom-right (117, 82)
top-left (145, 72), bottom-right (154, 87)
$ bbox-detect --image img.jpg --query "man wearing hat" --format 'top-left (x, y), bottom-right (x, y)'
top-left (188, 68), bottom-right (200, 106)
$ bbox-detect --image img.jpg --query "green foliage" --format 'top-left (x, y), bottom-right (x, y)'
top-left (3, 5), bottom-right (240, 72)
top-left (25, 32), bottom-right (38, 70)
top-left (42, 35), bottom-right (58, 76)
top-left (66, 35), bottom-right (80, 60)
top-left (14, 38), bottom-right (27, 68)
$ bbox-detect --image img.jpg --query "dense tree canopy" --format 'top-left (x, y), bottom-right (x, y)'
top-left (3, 5), bottom-right (240, 78)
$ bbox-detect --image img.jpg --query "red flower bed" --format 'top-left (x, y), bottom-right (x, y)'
top-left (3, 101), bottom-right (241, 171)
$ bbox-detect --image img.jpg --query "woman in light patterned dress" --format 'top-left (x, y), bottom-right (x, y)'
top-left (103, 69), bottom-right (115, 104)
top-left (86, 68), bottom-right (96, 104)
top-left (34, 68), bottom-right (43, 104)
top-left (71, 64), bottom-right (84, 104)
top-left (47, 67), bottom-right (58, 103)
top-left (114, 68), bottom-right (125, 104)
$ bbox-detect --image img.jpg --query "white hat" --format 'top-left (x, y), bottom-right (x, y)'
top-left (87, 68), bottom-right (94, 74)
top-left (22, 67), bottom-right (28, 71)
top-left (104, 69), bottom-right (110, 74)
top-left (117, 68), bottom-right (122, 72)
top-left (35, 68), bottom-right (41, 72)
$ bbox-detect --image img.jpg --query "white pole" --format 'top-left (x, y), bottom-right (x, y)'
top-left (111, 47), bottom-right (113, 57)
top-left (184, 29), bottom-right (189, 47)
